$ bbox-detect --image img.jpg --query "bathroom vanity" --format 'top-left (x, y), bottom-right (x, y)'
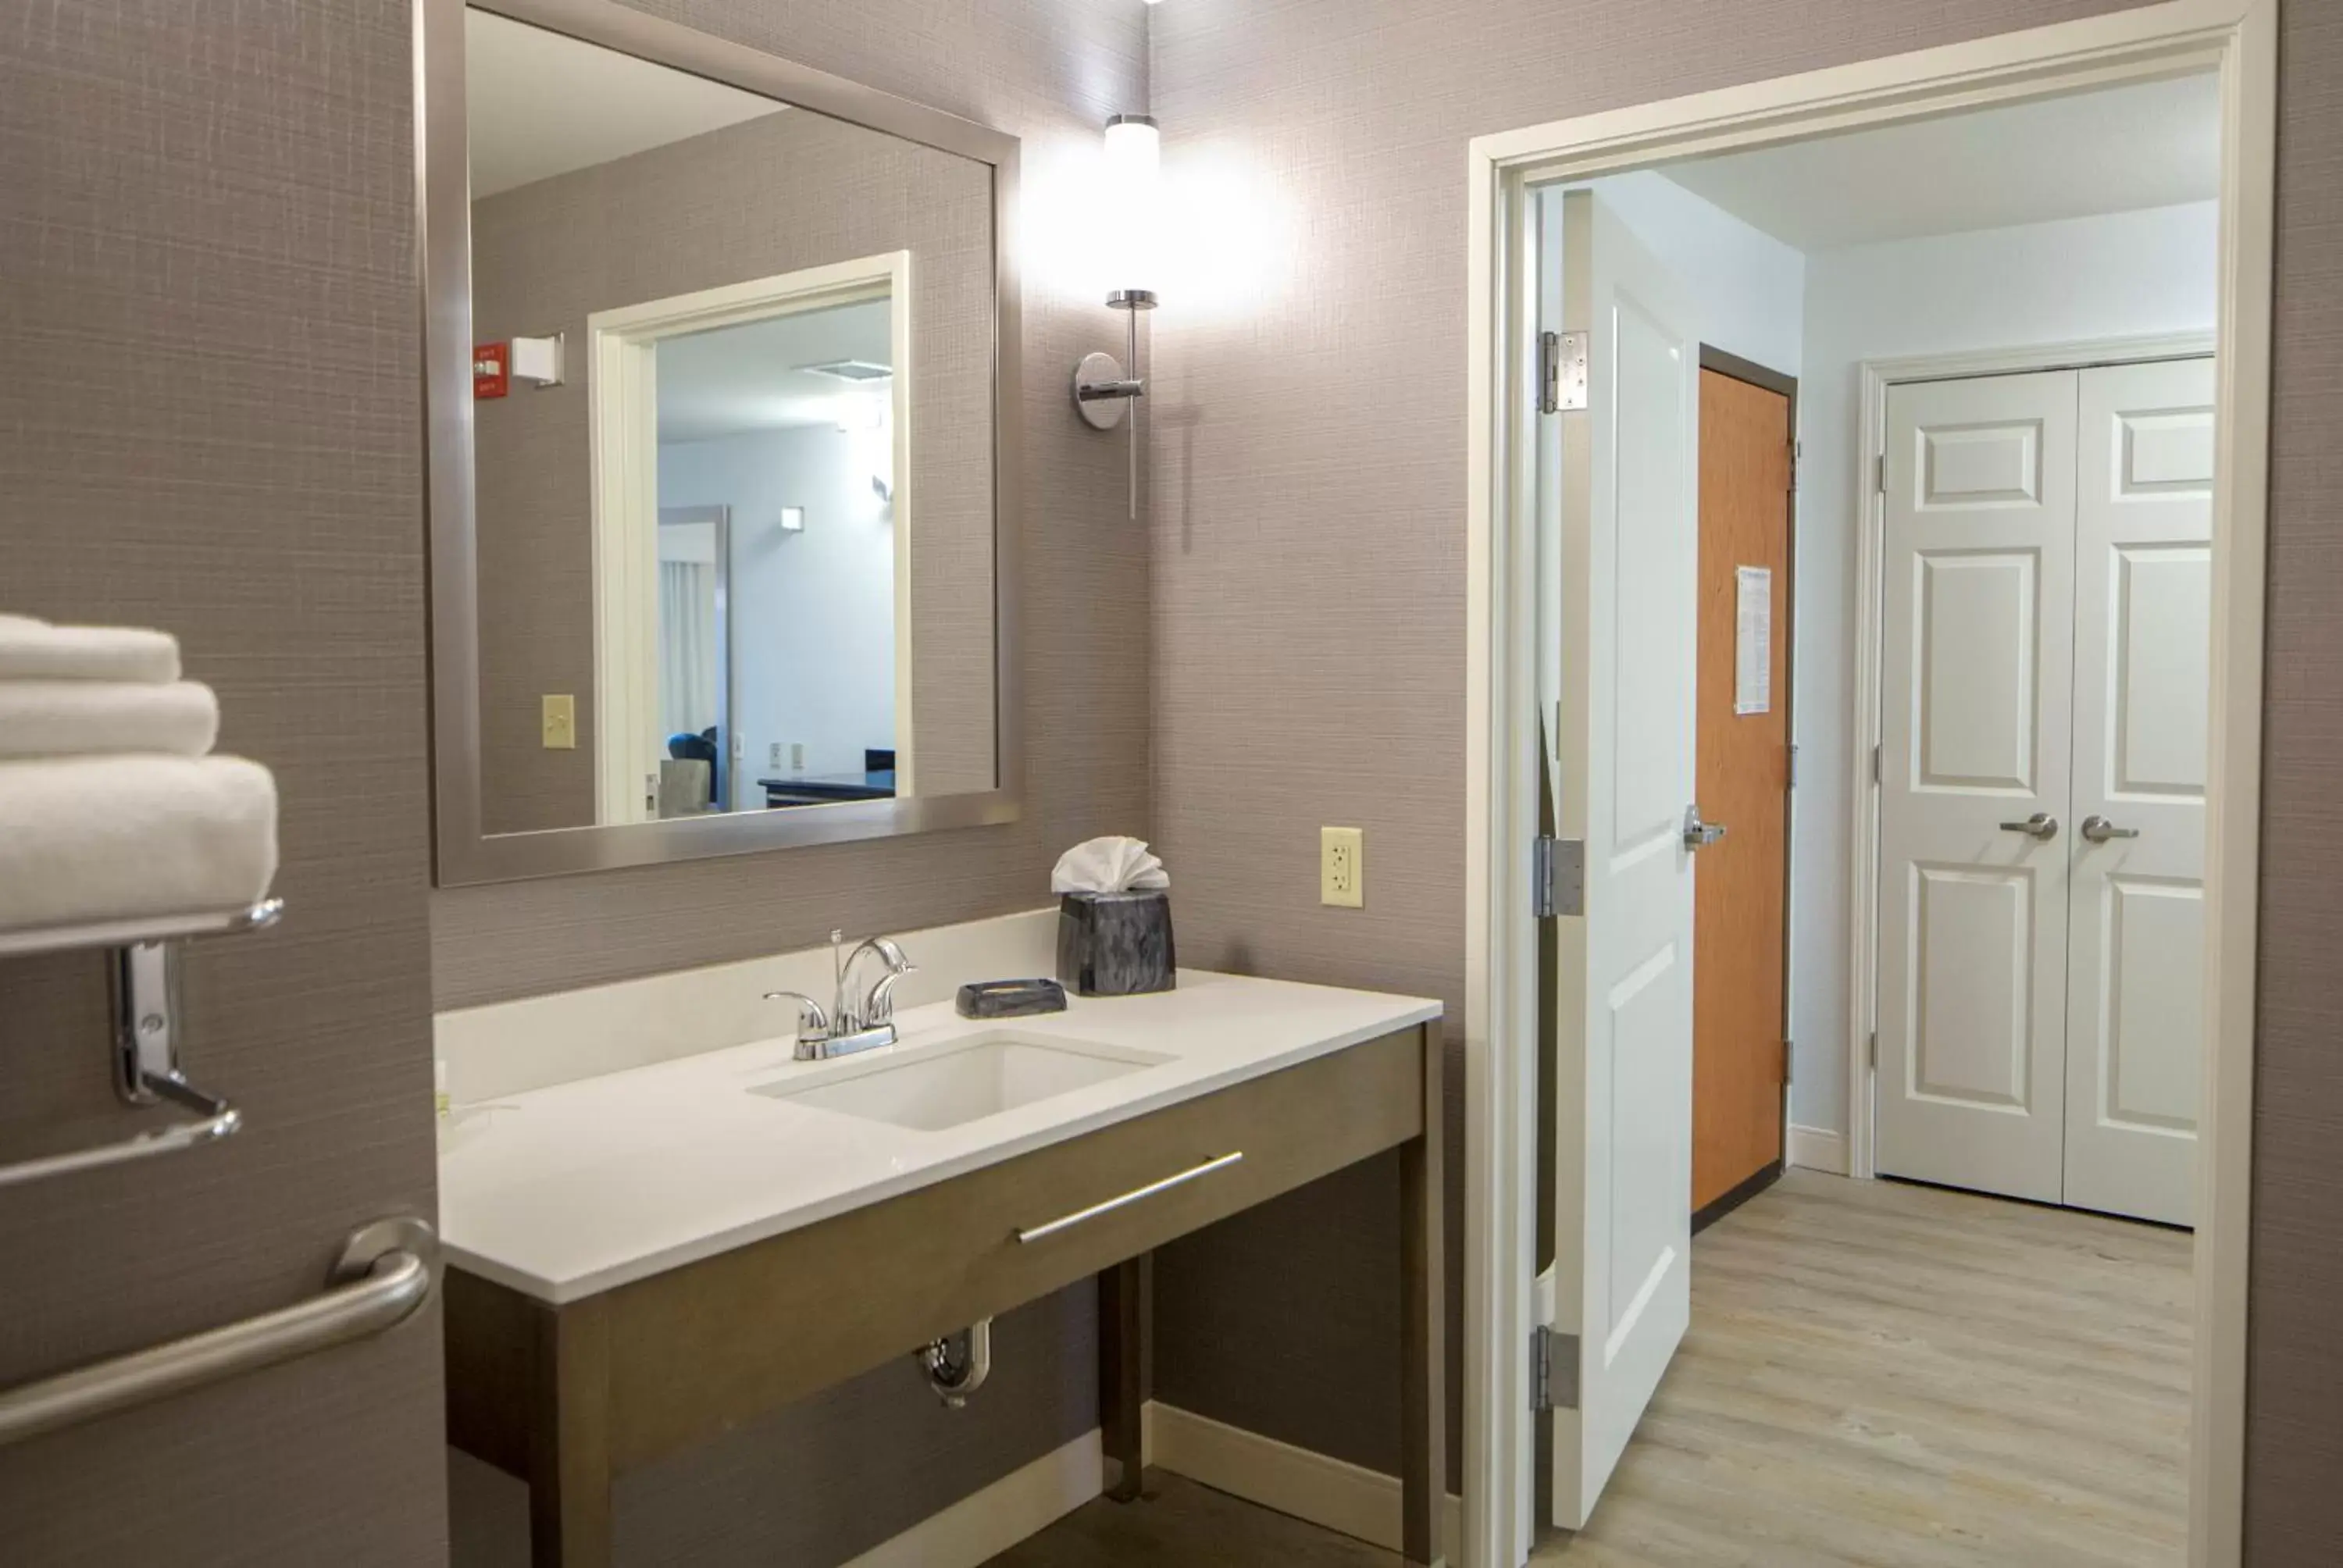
top-left (438, 971), bottom-right (1443, 1567)
top-left (414, 2), bottom-right (1440, 1560)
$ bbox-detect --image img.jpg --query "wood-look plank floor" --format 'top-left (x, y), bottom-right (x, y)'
top-left (986, 1171), bottom-right (2191, 1568)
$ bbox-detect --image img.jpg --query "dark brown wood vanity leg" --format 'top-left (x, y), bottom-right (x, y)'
top-left (1098, 1253), bottom-right (1151, 1501)
top-left (529, 1297), bottom-right (615, 1568)
top-left (1400, 1023), bottom-right (1446, 1566)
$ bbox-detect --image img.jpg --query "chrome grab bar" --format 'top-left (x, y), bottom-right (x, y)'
top-left (1015, 1152), bottom-right (1245, 1245)
top-left (0, 1218), bottom-right (434, 1449)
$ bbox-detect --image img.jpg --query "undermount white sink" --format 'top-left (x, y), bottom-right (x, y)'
top-left (751, 1032), bottom-right (1172, 1131)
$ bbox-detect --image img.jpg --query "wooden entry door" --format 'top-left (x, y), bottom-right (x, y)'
top-left (1692, 362), bottom-right (1793, 1217)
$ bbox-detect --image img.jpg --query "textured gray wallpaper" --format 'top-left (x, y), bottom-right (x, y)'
top-left (430, 0), bottom-right (1151, 1007)
top-left (0, 1), bottom-right (447, 1560)
top-left (469, 106), bottom-right (997, 832)
top-left (1149, 0), bottom-right (2342, 1542)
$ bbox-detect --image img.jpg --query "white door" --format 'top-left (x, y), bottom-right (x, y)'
top-left (1545, 187), bottom-right (1699, 1529)
top-left (2061, 357), bottom-right (2214, 1225)
top-left (1874, 370), bottom-right (2079, 1204)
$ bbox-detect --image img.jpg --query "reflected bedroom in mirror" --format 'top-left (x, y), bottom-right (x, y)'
top-left (433, 2), bottom-right (1017, 882)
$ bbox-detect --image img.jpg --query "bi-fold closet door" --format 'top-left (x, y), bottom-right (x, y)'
top-left (1874, 357), bottom-right (2213, 1228)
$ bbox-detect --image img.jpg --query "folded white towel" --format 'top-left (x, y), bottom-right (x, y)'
top-left (0, 755), bottom-right (278, 933)
top-left (0, 681), bottom-right (219, 758)
top-left (0, 615), bottom-right (181, 684)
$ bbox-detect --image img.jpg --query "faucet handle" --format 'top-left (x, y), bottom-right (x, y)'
top-left (761, 989), bottom-right (830, 1044)
top-left (865, 963), bottom-right (916, 1027)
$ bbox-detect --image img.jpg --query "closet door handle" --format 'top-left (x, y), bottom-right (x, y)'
top-left (1999, 813), bottom-right (2059, 841)
top-left (2081, 815), bottom-right (2140, 843)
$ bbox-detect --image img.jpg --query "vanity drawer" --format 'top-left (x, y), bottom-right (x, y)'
top-left (594, 1021), bottom-right (1431, 1470)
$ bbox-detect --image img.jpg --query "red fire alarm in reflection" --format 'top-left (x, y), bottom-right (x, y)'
top-left (474, 342), bottom-right (509, 400)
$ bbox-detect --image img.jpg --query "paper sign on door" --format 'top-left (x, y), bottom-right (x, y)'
top-left (1735, 566), bottom-right (1771, 715)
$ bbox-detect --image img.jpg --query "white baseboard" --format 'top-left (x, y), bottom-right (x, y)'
top-left (1786, 1123), bottom-right (1848, 1175)
top-left (1145, 1401), bottom-right (1462, 1562)
top-left (844, 1428), bottom-right (1102, 1568)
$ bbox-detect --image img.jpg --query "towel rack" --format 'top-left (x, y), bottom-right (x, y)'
top-left (0, 1216), bottom-right (434, 1448)
top-left (0, 897), bottom-right (282, 1191)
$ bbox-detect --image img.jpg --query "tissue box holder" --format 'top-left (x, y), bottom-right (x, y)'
top-left (1056, 890), bottom-right (1175, 996)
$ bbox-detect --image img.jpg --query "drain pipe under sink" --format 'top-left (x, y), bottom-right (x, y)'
top-left (915, 1318), bottom-right (993, 1408)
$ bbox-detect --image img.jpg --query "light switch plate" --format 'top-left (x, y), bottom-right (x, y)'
top-left (1321, 826), bottom-right (1364, 908)
top-left (541, 693), bottom-right (576, 750)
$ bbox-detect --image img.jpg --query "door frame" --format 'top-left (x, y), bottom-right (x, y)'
top-left (1846, 330), bottom-right (2217, 1187)
top-left (1692, 344), bottom-right (1799, 1231)
top-left (654, 504), bottom-right (734, 811)
top-left (1462, 4), bottom-right (2273, 1565)
top-left (587, 251), bottom-right (915, 826)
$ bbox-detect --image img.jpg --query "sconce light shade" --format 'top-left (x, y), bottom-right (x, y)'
top-left (1079, 112), bottom-right (1162, 519)
top-left (1101, 114), bottom-right (1161, 301)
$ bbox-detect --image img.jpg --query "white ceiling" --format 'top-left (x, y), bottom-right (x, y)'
top-left (1660, 73), bottom-right (2220, 251)
top-left (657, 299), bottom-right (893, 444)
top-left (465, 9), bottom-right (783, 199)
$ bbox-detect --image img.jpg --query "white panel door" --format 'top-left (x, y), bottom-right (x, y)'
top-left (1874, 370), bottom-right (2078, 1204)
top-left (2062, 357), bottom-right (2214, 1226)
top-left (1546, 188), bottom-right (1699, 1529)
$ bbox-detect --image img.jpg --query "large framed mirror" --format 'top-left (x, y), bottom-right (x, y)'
top-left (421, 0), bottom-right (1021, 884)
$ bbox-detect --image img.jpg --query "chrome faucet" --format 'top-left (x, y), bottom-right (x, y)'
top-left (764, 929), bottom-right (918, 1060)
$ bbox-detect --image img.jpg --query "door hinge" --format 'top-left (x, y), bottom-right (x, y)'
top-left (1875, 453), bottom-right (1887, 494)
top-left (1871, 743), bottom-right (1881, 784)
top-left (1533, 835), bottom-right (1585, 918)
top-left (1783, 1038), bottom-right (1794, 1086)
top-left (1539, 330), bottom-right (1589, 415)
top-left (1532, 1325), bottom-right (1580, 1412)
top-left (1786, 741), bottom-right (1799, 789)
top-left (1789, 438), bottom-right (1802, 492)
top-left (1867, 1029), bottom-right (1878, 1069)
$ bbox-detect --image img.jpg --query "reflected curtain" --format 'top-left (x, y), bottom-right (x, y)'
top-left (658, 559), bottom-right (717, 735)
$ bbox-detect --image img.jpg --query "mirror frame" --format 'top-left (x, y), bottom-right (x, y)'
top-left (419, 0), bottom-right (1023, 885)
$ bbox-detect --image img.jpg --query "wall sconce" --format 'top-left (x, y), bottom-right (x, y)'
top-left (1073, 113), bottom-right (1159, 518)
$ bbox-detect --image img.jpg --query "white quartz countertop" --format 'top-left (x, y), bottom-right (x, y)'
top-left (437, 970), bottom-right (1441, 1303)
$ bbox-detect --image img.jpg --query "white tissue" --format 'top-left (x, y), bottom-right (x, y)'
top-left (1051, 836), bottom-right (1170, 894)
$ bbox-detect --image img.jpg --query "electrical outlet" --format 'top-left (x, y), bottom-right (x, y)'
top-left (541, 694), bottom-right (576, 750)
top-left (1321, 826), bottom-right (1364, 908)
top-left (769, 741), bottom-right (783, 768)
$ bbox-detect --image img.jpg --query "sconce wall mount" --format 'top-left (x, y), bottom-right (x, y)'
top-left (1072, 287), bottom-right (1156, 431)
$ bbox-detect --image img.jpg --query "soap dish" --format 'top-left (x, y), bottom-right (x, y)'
top-left (956, 978), bottom-right (1068, 1019)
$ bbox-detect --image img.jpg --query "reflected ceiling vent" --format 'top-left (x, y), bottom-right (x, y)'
top-left (797, 358), bottom-right (893, 383)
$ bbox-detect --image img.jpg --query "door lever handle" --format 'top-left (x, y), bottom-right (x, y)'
top-left (1999, 812), bottom-right (2059, 841)
top-left (1682, 805), bottom-right (1728, 850)
top-left (2080, 814), bottom-right (2140, 843)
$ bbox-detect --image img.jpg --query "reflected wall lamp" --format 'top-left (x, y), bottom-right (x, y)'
top-left (1073, 113), bottom-right (1159, 517)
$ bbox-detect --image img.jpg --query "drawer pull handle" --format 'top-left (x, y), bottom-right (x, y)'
top-left (1015, 1152), bottom-right (1245, 1244)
